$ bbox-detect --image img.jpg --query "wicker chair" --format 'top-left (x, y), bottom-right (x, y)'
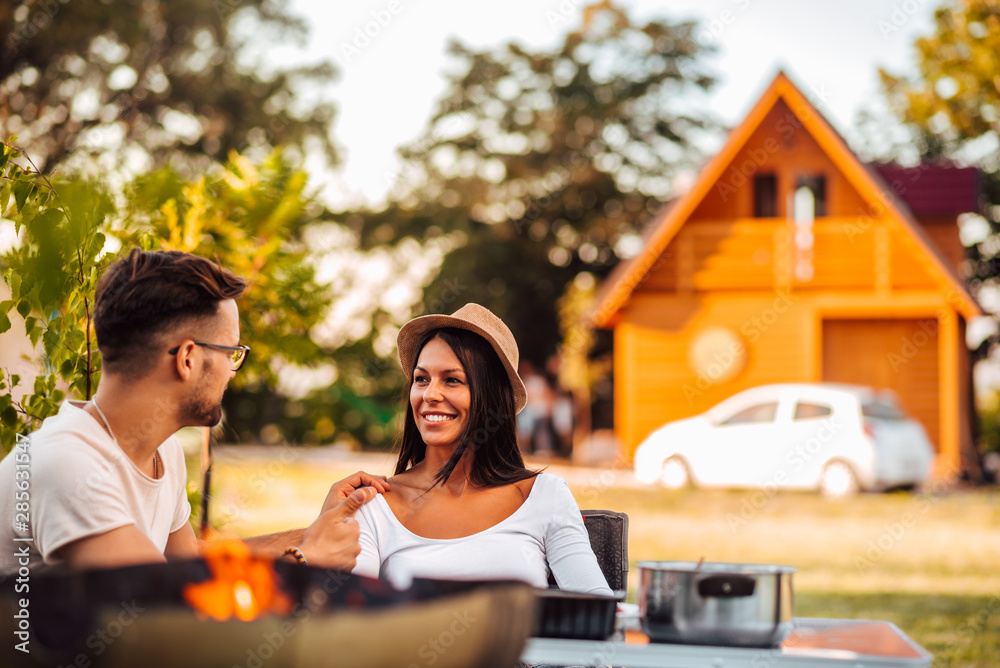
top-left (581, 509), bottom-right (629, 600)
top-left (547, 509), bottom-right (629, 600)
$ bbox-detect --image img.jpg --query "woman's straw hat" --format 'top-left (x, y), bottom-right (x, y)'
top-left (397, 303), bottom-right (527, 413)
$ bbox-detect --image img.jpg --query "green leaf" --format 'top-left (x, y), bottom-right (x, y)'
top-left (42, 328), bottom-right (60, 357)
top-left (0, 313), bottom-right (9, 334)
top-left (16, 273), bottom-right (32, 300)
top-left (7, 271), bottom-right (21, 301)
top-left (0, 182), bottom-right (10, 217)
top-left (15, 300), bottom-right (30, 319)
top-left (27, 321), bottom-right (42, 348)
top-left (12, 179), bottom-right (34, 211)
top-left (33, 208), bottom-right (64, 233)
top-left (84, 231), bottom-right (106, 264)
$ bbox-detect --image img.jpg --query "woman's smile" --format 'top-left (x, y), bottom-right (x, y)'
top-left (411, 336), bottom-right (471, 446)
top-left (422, 413), bottom-right (457, 423)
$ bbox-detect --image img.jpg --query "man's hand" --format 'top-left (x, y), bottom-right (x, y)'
top-left (244, 472), bottom-right (387, 563)
top-left (319, 471), bottom-right (390, 515)
top-left (299, 486), bottom-right (377, 570)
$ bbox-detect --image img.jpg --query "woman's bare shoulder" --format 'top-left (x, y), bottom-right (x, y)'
top-left (385, 469), bottom-right (430, 502)
top-left (387, 467), bottom-right (422, 485)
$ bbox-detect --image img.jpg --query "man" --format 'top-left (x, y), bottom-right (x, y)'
top-left (0, 248), bottom-right (387, 573)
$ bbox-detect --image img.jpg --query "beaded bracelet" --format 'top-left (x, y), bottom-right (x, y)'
top-left (283, 546), bottom-right (307, 565)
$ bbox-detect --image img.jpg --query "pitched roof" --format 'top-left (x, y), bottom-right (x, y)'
top-left (592, 71), bottom-right (982, 327)
top-left (872, 164), bottom-right (980, 217)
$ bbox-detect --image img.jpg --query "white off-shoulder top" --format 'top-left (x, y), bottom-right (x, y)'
top-left (352, 473), bottom-right (612, 595)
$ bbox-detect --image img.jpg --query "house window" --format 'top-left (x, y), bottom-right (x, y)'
top-left (796, 175), bottom-right (826, 216)
top-left (753, 174), bottom-right (777, 217)
top-left (793, 186), bottom-right (815, 225)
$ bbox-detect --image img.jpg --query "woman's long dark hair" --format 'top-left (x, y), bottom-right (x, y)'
top-left (394, 327), bottom-right (538, 489)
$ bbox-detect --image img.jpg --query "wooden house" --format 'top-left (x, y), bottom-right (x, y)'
top-left (593, 72), bottom-right (982, 479)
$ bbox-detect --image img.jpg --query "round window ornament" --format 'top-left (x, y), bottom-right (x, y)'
top-left (688, 326), bottom-right (747, 384)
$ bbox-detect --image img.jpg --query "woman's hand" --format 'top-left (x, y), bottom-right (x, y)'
top-left (320, 471), bottom-right (390, 515)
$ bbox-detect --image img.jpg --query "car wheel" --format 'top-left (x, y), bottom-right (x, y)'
top-left (819, 461), bottom-right (860, 498)
top-left (661, 457), bottom-right (691, 490)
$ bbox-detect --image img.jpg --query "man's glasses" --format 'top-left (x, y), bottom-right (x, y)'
top-left (168, 342), bottom-right (251, 371)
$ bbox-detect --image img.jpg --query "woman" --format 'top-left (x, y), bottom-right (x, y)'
top-left (352, 304), bottom-right (611, 596)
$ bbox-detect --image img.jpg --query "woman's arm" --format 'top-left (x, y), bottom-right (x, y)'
top-left (544, 477), bottom-right (615, 596)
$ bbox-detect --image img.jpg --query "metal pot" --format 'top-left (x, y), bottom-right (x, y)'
top-left (638, 561), bottom-right (795, 648)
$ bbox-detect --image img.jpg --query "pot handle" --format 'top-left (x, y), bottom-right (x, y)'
top-left (697, 575), bottom-right (756, 598)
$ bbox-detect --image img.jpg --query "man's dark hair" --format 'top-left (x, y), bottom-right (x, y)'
top-left (394, 327), bottom-right (537, 489)
top-left (94, 248), bottom-right (247, 377)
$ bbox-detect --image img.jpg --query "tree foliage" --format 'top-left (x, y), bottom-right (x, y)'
top-left (2, 0), bottom-right (718, 450)
top-left (1, 0), bottom-right (337, 172)
top-left (127, 151), bottom-right (405, 447)
top-left (0, 144), bottom-right (340, 451)
top-left (351, 1), bottom-right (716, 367)
top-left (125, 149), bottom-right (332, 389)
top-left (0, 140), bottom-right (114, 451)
top-left (879, 0), bottom-right (1000, 362)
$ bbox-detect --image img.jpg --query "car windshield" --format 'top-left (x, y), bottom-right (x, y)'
top-left (861, 399), bottom-right (906, 420)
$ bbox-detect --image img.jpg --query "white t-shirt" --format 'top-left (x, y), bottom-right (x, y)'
top-left (0, 400), bottom-right (191, 573)
top-left (353, 473), bottom-right (613, 596)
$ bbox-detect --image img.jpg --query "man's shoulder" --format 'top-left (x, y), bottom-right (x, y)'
top-left (26, 401), bottom-right (97, 441)
top-left (2, 403), bottom-right (115, 475)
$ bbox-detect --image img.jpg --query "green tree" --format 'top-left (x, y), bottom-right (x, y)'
top-left (128, 149), bottom-right (406, 447)
top-left (126, 149), bottom-right (332, 389)
top-left (352, 1), bottom-right (716, 367)
top-left (1, 0), bottom-right (337, 172)
top-left (0, 145), bottom-right (344, 451)
top-left (879, 0), bottom-right (1000, 365)
top-left (0, 141), bottom-right (115, 451)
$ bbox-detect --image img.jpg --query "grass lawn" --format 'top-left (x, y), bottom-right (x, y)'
top-left (796, 593), bottom-right (1000, 668)
top-left (196, 447), bottom-right (1000, 666)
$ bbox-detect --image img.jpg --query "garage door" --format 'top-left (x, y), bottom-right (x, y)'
top-left (821, 318), bottom-right (939, 451)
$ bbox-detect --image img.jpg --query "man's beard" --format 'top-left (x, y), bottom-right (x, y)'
top-left (182, 384), bottom-right (224, 427)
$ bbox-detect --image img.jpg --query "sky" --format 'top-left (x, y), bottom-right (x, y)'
top-left (8, 0), bottom-right (993, 396)
top-left (277, 0), bottom-right (940, 207)
top-left (267, 0), bottom-right (1000, 392)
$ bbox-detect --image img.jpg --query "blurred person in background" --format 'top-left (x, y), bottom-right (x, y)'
top-left (546, 355), bottom-right (576, 458)
top-left (520, 360), bottom-right (557, 457)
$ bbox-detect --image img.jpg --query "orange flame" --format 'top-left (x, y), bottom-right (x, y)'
top-left (184, 540), bottom-right (293, 621)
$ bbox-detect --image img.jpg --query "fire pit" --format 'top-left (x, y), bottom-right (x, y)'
top-left (0, 544), bottom-right (536, 668)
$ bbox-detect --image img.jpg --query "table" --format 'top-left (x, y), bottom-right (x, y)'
top-left (521, 618), bottom-right (932, 667)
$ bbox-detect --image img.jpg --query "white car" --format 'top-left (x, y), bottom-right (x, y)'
top-left (633, 383), bottom-right (935, 497)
